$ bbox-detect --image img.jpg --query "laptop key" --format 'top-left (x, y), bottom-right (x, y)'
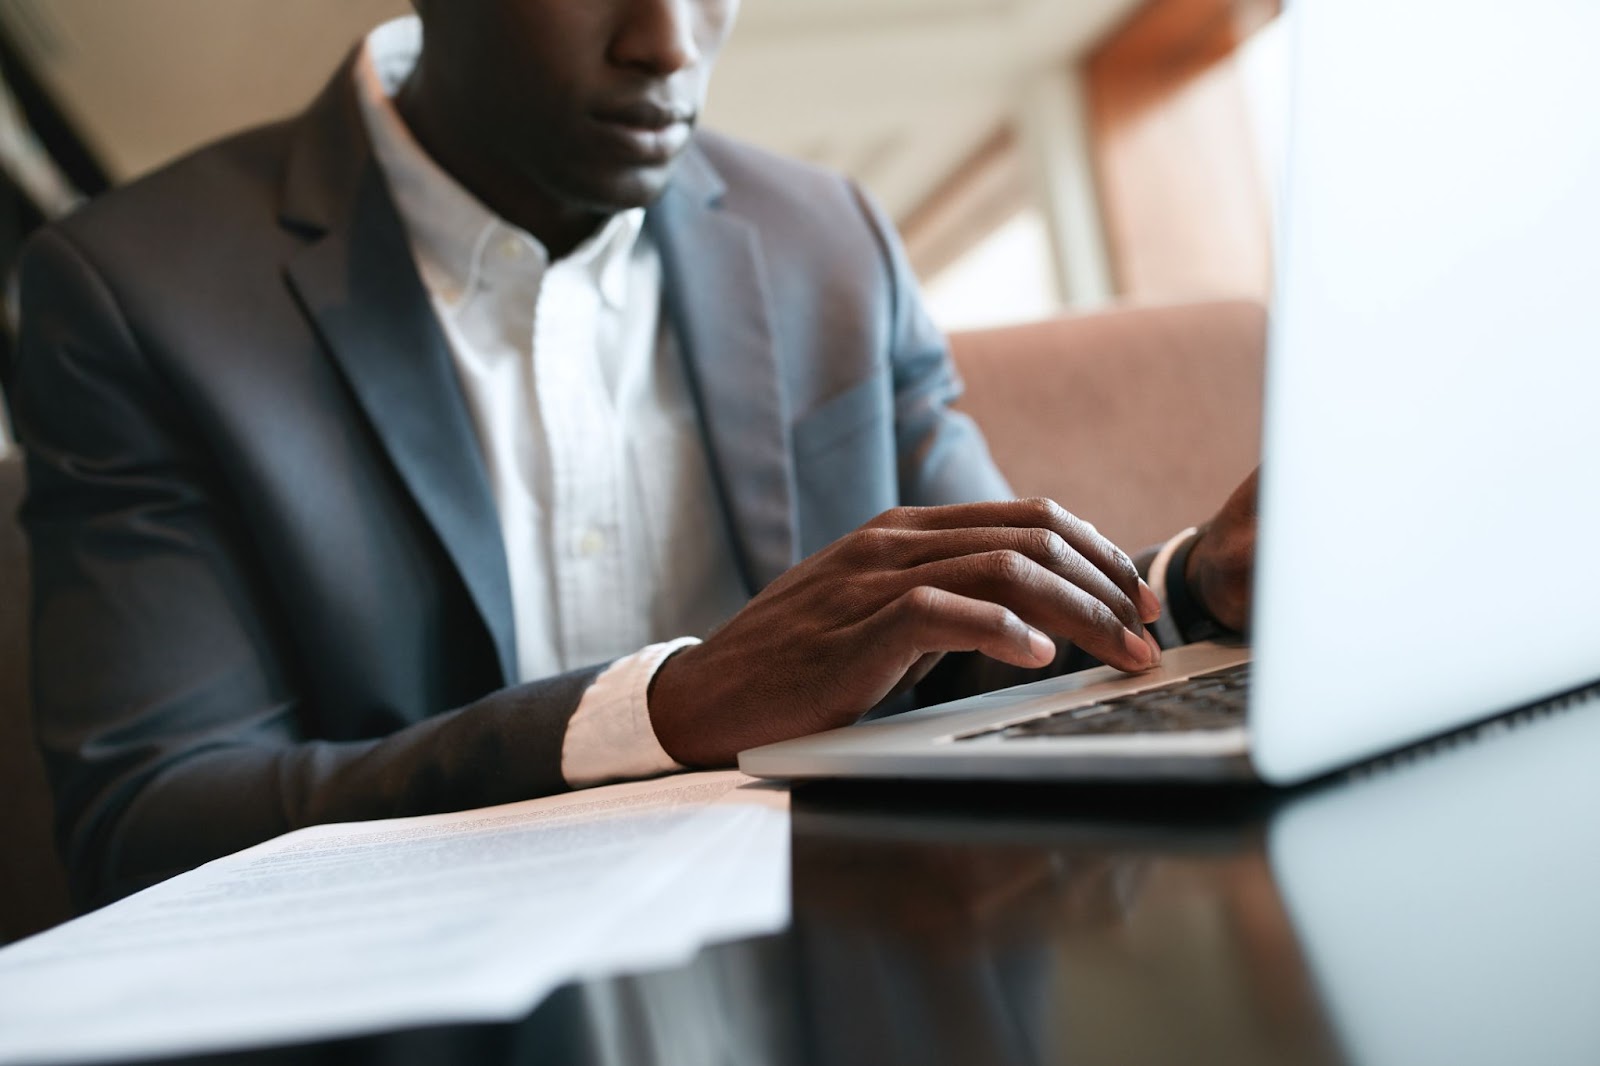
top-left (956, 665), bottom-right (1251, 741)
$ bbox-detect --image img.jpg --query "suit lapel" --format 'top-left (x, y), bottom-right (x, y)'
top-left (279, 62), bottom-right (518, 684)
top-left (649, 149), bottom-right (798, 593)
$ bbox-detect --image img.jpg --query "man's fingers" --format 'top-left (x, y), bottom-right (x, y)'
top-left (867, 586), bottom-right (1057, 670)
top-left (884, 553), bottom-right (1158, 672)
top-left (865, 499), bottom-right (1159, 625)
top-left (844, 525), bottom-right (1148, 636)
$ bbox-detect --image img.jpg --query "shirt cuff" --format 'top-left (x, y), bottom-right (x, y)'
top-left (1147, 526), bottom-right (1202, 649)
top-left (560, 637), bottom-right (698, 789)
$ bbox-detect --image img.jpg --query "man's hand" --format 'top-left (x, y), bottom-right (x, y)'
top-left (649, 499), bottom-right (1164, 767)
top-left (1185, 468), bottom-right (1259, 634)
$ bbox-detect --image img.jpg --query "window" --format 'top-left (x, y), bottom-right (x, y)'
top-left (922, 206), bottom-right (1061, 332)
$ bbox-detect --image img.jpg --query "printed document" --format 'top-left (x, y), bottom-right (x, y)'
top-left (0, 771), bottom-right (789, 1065)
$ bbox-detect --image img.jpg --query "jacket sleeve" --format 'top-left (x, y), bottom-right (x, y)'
top-left (847, 184), bottom-right (1013, 511)
top-left (12, 226), bottom-right (599, 909)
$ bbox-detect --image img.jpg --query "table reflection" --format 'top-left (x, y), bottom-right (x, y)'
top-left (788, 788), bottom-right (1338, 1066)
top-left (115, 693), bottom-right (1600, 1066)
top-left (1271, 691), bottom-right (1600, 1066)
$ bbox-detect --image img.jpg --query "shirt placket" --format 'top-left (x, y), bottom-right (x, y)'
top-left (475, 230), bottom-right (555, 681)
top-left (533, 263), bottom-right (634, 670)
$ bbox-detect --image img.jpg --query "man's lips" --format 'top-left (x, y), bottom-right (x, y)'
top-left (592, 101), bottom-right (697, 131)
top-left (589, 102), bottom-right (696, 163)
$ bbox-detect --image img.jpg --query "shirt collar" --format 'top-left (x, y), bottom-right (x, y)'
top-left (352, 16), bottom-right (642, 312)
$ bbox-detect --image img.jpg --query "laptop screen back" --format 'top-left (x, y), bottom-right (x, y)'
top-left (1251, 0), bottom-right (1600, 783)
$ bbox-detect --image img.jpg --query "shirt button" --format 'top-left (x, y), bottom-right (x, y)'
top-left (500, 236), bottom-right (525, 261)
top-left (578, 529), bottom-right (606, 557)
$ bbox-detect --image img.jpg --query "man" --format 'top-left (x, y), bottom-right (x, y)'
top-left (11, 0), bottom-right (1254, 908)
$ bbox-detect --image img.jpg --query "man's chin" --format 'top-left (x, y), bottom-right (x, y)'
top-left (556, 160), bottom-right (683, 215)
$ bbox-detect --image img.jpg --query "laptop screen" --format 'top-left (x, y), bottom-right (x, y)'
top-left (1250, 0), bottom-right (1600, 782)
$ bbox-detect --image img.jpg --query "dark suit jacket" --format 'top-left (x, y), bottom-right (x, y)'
top-left (11, 59), bottom-right (1022, 907)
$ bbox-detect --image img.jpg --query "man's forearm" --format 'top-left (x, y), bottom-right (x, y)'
top-left (63, 668), bottom-right (601, 909)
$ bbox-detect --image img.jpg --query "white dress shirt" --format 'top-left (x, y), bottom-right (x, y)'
top-left (355, 17), bottom-right (748, 787)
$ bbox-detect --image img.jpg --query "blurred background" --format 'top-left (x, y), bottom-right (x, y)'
top-left (0, 0), bottom-right (1286, 335)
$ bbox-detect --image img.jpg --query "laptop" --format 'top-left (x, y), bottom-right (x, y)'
top-left (740, 0), bottom-right (1600, 787)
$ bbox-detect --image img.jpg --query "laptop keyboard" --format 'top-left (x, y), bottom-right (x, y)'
top-left (958, 663), bottom-right (1251, 741)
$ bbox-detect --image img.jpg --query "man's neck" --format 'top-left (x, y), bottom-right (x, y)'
top-left (394, 79), bottom-right (608, 260)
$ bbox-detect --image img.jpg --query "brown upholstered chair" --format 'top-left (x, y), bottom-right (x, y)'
top-left (0, 449), bottom-right (71, 942)
top-left (948, 300), bottom-right (1267, 552)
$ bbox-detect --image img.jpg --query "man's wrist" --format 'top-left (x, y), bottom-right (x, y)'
top-left (1148, 526), bottom-right (1231, 646)
top-left (1147, 528), bottom-right (1197, 647)
top-left (646, 640), bottom-right (721, 768)
top-left (561, 637), bottom-right (699, 789)
top-left (1167, 527), bottom-right (1229, 643)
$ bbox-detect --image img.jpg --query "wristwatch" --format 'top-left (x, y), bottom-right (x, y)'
top-left (1164, 526), bottom-right (1231, 644)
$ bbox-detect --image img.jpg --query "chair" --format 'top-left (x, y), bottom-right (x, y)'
top-left (947, 300), bottom-right (1267, 551)
top-left (0, 449), bottom-right (71, 942)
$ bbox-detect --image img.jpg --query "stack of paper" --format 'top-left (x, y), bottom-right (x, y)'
top-left (0, 771), bottom-right (790, 1065)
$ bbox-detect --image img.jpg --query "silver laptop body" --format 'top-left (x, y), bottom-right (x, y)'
top-left (741, 0), bottom-right (1600, 787)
